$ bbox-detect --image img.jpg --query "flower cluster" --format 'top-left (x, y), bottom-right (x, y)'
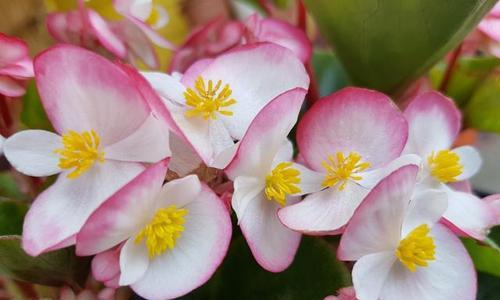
top-left (1, 2), bottom-right (499, 300)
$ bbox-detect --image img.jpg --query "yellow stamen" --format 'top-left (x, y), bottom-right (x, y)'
top-left (395, 224), bottom-right (436, 272)
top-left (265, 162), bottom-right (301, 206)
top-left (145, 5), bottom-right (160, 26)
top-left (321, 152), bottom-right (370, 190)
top-left (184, 76), bottom-right (237, 120)
top-left (54, 130), bottom-right (105, 179)
top-left (427, 150), bottom-right (463, 183)
top-left (135, 205), bottom-right (188, 259)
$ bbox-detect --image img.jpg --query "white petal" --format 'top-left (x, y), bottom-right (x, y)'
top-left (290, 163), bottom-right (324, 195)
top-left (232, 176), bottom-right (265, 223)
top-left (352, 252), bottom-right (396, 300)
top-left (155, 175), bottom-right (202, 209)
top-left (119, 238), bottom-right (150, 285)
top-left (358, 154), bottom-right (422, 188)
top-left (402, 189), bottom-right (448, 236)
top-left (454, 146), bottom-right (482, 180)
top-left (167, 134), bottom-right (202, 176)
top-left (103, 114), bottom-right (171, 163)
top-left (272, 139), bottom-right (294, 165)
top-left (140, 71), bottom-right (185, 105)
top-left (3, 130), bottom-right (62, 177)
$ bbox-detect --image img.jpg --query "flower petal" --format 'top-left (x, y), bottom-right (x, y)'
top-left (103, 114), bottom-right (171, 163)
top-left (119, 238), bottom-right (149, 285)
top-left (0, 33), bottom-right (29, 67)
top-left (351, 252), bottom-right (396, 300)
top-left (131, 184), bottom-right (231, 299)
top-left (403, 91), bottom-right (461, 157)
top-left (155, 174), bottom-right (202, 209)
top-left (291, 163), bottom-right (324, 195)
top-left (140, 71), bottom-right (185, 105)
top-left (23, 160), bottom-right (145, 256)
top-left (232, 176), bottom-right (265, 223)
top-left (197, 43), bottom-right (309, 139)
top-left (0, 75), bottom-right (25, 97)
top-left (380, 224), bottom-right (476, 300)
top-left (87, 10), bottom-right (127, 58)
top-left (337, 165), bottom-right (419, 261)
top-left (34, 45), bottom-right (150, 145)
top-left (92, 247), bottom-right (121, 283)
top-left (442, 186), bottom-right (495, 240)
top-left (278, 182), bottom-right (369, 234)
top-left (3, 130), bottom-right (62, 177)
top-left (167, 134), bottom-right (202, 177)
top-left (358, 154), bottom-right (422, 189)
top-left (76, 161), bottom-right (167, 256)
top-left (239, 192), bottom-right (301, 272)
top-left (454, 145), bottom-right (482, 180)
top-left (297, 87), bottom-right (408, 171)
top-left (225, 88), bottom-right (306, 178)
top-left (401, 189), bottom-right (448, 237)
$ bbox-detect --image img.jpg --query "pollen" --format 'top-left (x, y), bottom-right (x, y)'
top-left (54, 130), bottom-right (105, 179)
top-left (265, 162), bottom-right (301, 206)
top-left (135, 205), bottom-right (188, 259)
top-left (395, 224), bottom-right (436, 272)
top-left (184, 75), bottom-right (237, 120)
top-left (321, 152), bottom-right (370, 190)
top-left (427, 150), bottom-right (463, 183)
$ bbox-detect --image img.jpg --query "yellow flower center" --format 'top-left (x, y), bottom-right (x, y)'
top-left (265, 162), bottom-right (301, 206)
top-left (321, 152), bottom-right (370, 190)
top-left (395, 224), bottom-right (436, 272)
top-left (184, 76), bottom-right (237, 120)
top-left (427, 150), bottom-right (463, 183)
top-left (135, 205), bottom-right (188, 259)
top-left (145, 4), bottom-right (161, 26)
top-left (54, 130), bottom-right (105, 179)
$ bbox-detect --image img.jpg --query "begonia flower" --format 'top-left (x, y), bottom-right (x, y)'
top-left (143, 42), bottom-right (309, 168)
top-left (169, 14), bottom-right (311, 73)
top-left (225, 87), bottom-right (312, 272)
top-left (484, 194), bottom-right (500, 225)
top-left (278, 87), bottom-right (417, 234)
top-left (402, 91), bottom-right (495, 239)
top-left (47, 0), bottom-right (173, 69)
top-left (2, 45), bottom-right (172, 256)
top-left (77, 160), bottom-right (232, 300)
top-left (338, 165), bottom-right (476, 300)
top-left (324, 287), bottom-right (358, 300)
top-left (475, 2), bottom-right (500, 57)
top-left (0, 33), bottom-right (34, 97)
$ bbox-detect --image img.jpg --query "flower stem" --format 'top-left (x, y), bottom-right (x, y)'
top-left (0, 95), bottom-right (13, 135)
top-left (439, 43), bottom-right (463, 93)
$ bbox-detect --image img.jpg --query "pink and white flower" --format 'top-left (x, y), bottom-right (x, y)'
top-left (47, 0), bottom-right (173, 69)
top-left (0, 33), bottom-right (33, 97)
top-left (278, 87), bottom-right (415, 234)
top-left (338, 165), bottom-right (476, 300)
top-left (76, 160), bottom-right (232, 300)
top-left (403, 91), bottom-right (495, 239)
top-left (324, 287), bottom-right (358, 300)
top-left (2, 45), bottom-right (172, 256)
top-left (143, 42), bottom-right (309, 168)
top-left (169, 14), bottom-right (311, 73)
top-left (474, 2), bottom-right (500, 57)
top-left (225, 87), bottom-right (311, 272)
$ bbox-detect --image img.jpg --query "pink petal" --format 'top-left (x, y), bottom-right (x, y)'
top-left (76, 160), bottom-right (168, 256)
top-left (92, 247), bottom-right (121, 282)
top-left (478, 18), bottom-right (500, 42)
top-left (297, 87), bottom-right (408, 171)
top-left (380, 224), bottom-right (476, 300)
top-left (338, 165), bottom-right (419, 261)
top-left (226, 88), bottom-right (307, 178)
top-left (484, 194), bottom-right (500, 225)
top-left (87, 10), bottom-right (127, 58)
top-left (181, 58), bottom-right (214, 88)
top-left (131, 184), bottom-right (232, 299)
top-left (239, 192), bottom-right (301, 272)
top-left (0, 57), bottom-right (34, 78)
top-left (0, 75), bottom-right (25, 97)
top-left (245, 14), bottom-right (312, 63)
top-left (23, 160), bottom-right (145, 256)
top-left (112, 20), bottom-right (159, 68)
top-left (403, 91), bottom-right (461, 158)
top-left (442, 186), bottom-right (495, 240)
top-left (34, 45), bottom-right (151, 145)
top-left (0, 33), bottom-right (29, 67)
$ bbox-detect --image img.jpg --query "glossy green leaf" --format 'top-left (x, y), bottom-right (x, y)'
top-left (463, 238), bottom-right (500, 277)
top-left (304, 0), bottom-right (497, 94)
top-left (430, 56), bottom-right (500, 107)
top-left (182, 236), bottom-right (351, 299)
top-left (465, 74), bottom-right (500, 132)
top-left (21, 81), bottom-right (52, 131)
top-left (0, 200), bottom-right (28, 235)
top-left (312, 51), bottom-right (350, 97)
top-left (0, 236), bottom-right (90, 288)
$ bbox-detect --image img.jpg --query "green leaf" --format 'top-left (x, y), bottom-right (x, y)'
top-left (465, 74), bottom-right (500, 132)
top-left (21, 81), bottom-right (52, 131)
top-left (0, 236), bottom-right (90, 288)
top-left (0, 172), bottom-right (28, 201)
top-left (429, 56), bottom-right (500, 107)
top-left (182, 236), bottom-right (351, 299)
top-left (304, 0), bottom-right (497, 94)
top-left (0, 200), bottom-right (28, 235)
top-left (463, 238), bottom-right (500, 277)
top-left (312, 51), bottom-right (351, 97)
